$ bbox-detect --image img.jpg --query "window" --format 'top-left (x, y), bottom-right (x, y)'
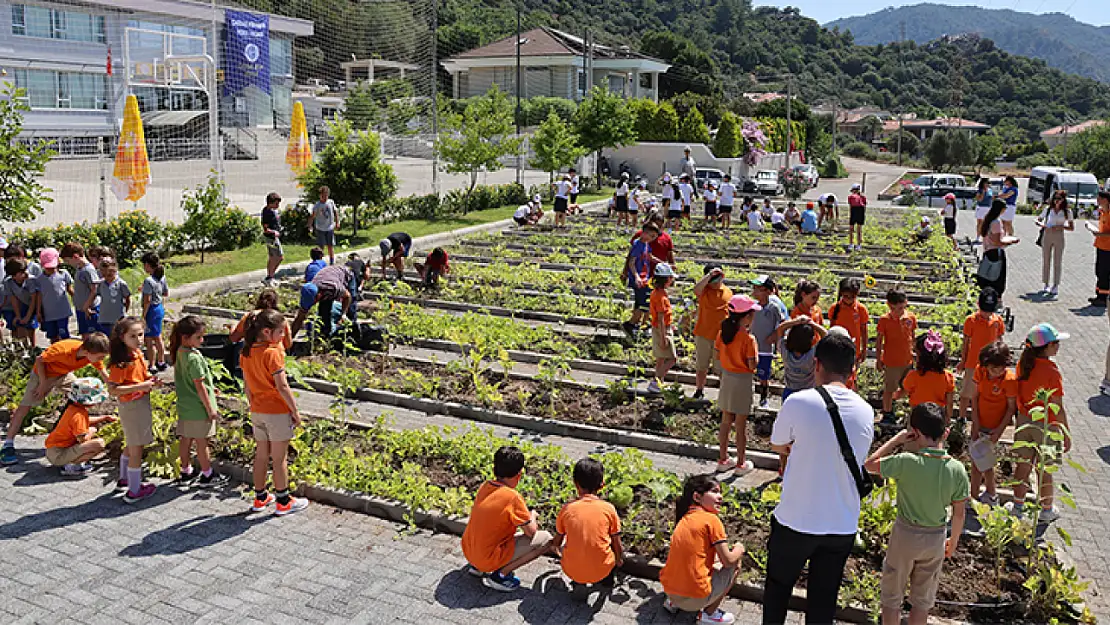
top-left (270, 37), bottom-right (293, 77)
top-left (13, 69), bottom-right (107, 110)
top-left (11, 4), bottom-right (105, 43)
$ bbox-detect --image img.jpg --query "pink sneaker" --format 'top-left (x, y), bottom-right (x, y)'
top-left (122, 483), bottom-right (156, 504)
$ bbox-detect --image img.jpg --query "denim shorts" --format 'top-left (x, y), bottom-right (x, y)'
top-left (76, 309), bottom-right (99, 335)
top-left (11, 302), bottom-right (38, 330)
top-left (42, 317), bottom-right (71, 341)
top-left (144, 303), bottom-right (165, 338)
top-left (756, 354), bottom-right (774, 381)
top-left (631, 285), bottom-right (651, 312)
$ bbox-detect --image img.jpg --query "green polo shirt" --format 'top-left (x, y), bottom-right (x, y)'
top-left (174, 348), bottom-right (216, 422)
top-left (880, 448), bottom-right (970, 527)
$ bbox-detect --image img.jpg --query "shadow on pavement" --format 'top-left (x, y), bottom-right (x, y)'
top-left (1087, 395), bottom-right (1110, 417)
top-left (1068, 305), bottom-right (1107, 318)
top-left (433, 568), bottom-right (518, 610)
top-left (119, 511), bottom-right (264, 557)
top-left (1096, 447), bottom-right (1110, 467)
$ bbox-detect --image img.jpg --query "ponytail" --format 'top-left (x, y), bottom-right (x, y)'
top-left (243, 308), bottom-right (285, 357)
top-left (141, 251), bottom-right (164, 280)
top-left (168, 315), bottom-right (205, 366)
top-left (793, 279), bottom-right (819, 309)
top-left (720, 310), bottom-right (753, 345)
top-left (675, 474), bottom-right (720, 524)
top-left (254, 288), bottom-right (279, 312)
top-left (1017, 343), bottom-right (1050, 381)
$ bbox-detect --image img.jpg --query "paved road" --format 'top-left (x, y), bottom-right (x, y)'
top-left (799, 156), bottom-right (908, 205)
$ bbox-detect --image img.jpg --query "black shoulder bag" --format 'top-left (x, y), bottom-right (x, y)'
top-left (815, 386), bottom-right (874, 499)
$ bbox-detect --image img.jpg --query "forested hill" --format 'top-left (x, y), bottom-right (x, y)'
top-left (243, 0), bottom-right (1110, 140)
top-left (827, 4), bottom-right (1110, 83)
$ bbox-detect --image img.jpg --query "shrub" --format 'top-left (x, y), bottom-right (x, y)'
top-left (1016, 152), bottom-right (1064, 169)
top-left (92, 211), bottom-right (166, 266)
top-left (818, 155), bottom-right (846, 179)
top-left (279, 203), bottom-right (313, 244)
top-left (842, 141), bottom-right (876, 159)
top-left (180, 173), bottom-right (260, 261)
top-left (521, 97), bottom-right (577, 126)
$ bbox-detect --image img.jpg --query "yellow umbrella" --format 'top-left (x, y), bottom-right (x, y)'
top-left (111, 94), bottom-right (151, 202)
top-left (286, 101), bottom-right (312, 177)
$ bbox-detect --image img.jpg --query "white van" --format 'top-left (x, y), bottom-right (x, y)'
top-left (1029, 166), bottom-right (1099, 215)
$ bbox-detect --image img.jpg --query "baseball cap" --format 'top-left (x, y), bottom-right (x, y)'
top-left (978, 287), bottom-right (999, 313)
top-left (921, 216), bottom-right (931, 224)
top-left (851, 183), bottom-right (862, 191)
top-left (1026, 322), bottom-right (1069, 347)
top-left (69, 377), bottom-right (108, 405)
top-left (378, 239), bottom-right (392, 258)
top-left (653, 262), bottom-right (675, 278)
top-left (943, 193), bottom-right (956, 201)
top-left (532, 194), bottom-right (541, 203)
top-left (806, 202), bottom-right (815, 209)
top-left (299, 283), bottom-right (319, 311)
top-left (750, 274), bottom-right (776, 290)
top-left (828, 325), bottom-right (851, 338)
top-left (39, 247), bottom-right (60, 269)
top-left (728, 294), bottom-right (762, 314)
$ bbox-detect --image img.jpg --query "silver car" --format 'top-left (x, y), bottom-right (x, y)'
top-left (792, 163), bottom-right (820, 188)
top-left (754, 169), bottom-right (784, 196)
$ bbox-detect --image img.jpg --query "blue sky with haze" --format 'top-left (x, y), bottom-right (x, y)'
top-left (758, 1), bottom-right (1106, 27)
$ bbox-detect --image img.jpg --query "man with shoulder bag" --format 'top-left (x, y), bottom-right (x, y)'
top-left (763, 329), bottom-right (875, 625)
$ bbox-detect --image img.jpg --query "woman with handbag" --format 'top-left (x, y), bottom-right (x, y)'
top-left (1035, 190), bottom-right (1074, 299)
top-left (978, 199), bottom-right (1019, 298)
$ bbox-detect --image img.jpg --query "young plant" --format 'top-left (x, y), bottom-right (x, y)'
top-left (971, 501), bottom-right (1031, 591)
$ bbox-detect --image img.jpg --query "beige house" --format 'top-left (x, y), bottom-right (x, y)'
top-left (440, 27), bottom-right (670, 102)
top-left (1040, 120), bottom-right (1107, 149)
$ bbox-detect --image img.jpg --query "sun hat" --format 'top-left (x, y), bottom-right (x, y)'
top-left (1026, 322), bottom-right (1069, 348)
top-left (68, 377), bottom-right (108, 405)
top-left (978, 287), bottom-right (999, 313)
top-left (378, 239), bottom-right (392, 258)
top-left (728, 294), bottom-right (762, 314)
top-left (653, 262), bottom-right (675, 278)
top-left (750, 274), bottom-right (776, 290)
top-left (944, 192), bottom-right (956, 201)
top-left (39, 247), bottom-right (60, 269)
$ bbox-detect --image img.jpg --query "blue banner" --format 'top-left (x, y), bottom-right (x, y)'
top-left (224, 9), bottom-right (270, 96)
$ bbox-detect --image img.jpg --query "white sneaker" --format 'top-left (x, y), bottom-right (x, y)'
top-left (715, 458), bottom-right (736, 472)
top-left (1099, 379), bottom-right (1110, 396)
top-left (1041, 285), bottom-right (1050, 295)
top-left (735, 459), bottom-right (755, 474)
top-left (646, 380), bottom-right (662, 394)
top-left (1004, 501), bottom-right (1025, 517)
top-left (1049, 286), bottom-right (1059, 298)
top-left (1039, 507), bottom-right (1060, 523)
top-left (978, 491), bottom-right (999, 506)
top-left (699, 609), bottom-right (736, 624)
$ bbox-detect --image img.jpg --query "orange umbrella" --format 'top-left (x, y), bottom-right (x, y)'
top-left (286, 101), bottom-right (312, 177)
top-left (111, 94), bottom-right (151, 202)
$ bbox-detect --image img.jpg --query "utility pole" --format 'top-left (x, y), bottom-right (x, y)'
top-left (430, 0), bottom-right (439, 196)
top-left (785, 75), bottom-right (792, 168)
top-left (897, 114), bottom-right (904, 166)
top-left (897, 21), bottom-right (906, 166)
top-left (515, 2), bottom-right (522, 184)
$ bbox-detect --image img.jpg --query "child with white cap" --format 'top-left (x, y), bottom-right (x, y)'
top-left (44, 377), bottom-right (116, 476)
top-left (648, 262), bottom-right (677, 394)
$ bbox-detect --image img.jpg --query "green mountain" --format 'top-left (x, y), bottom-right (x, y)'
top-left (826, 4), bottom-right (1110, 83)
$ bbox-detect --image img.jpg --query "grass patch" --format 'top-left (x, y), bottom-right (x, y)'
top-left (148, 192), bottom-right (610, 288)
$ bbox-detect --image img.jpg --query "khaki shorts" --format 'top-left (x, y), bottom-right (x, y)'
top-left (694, 335), bottom-right (719, 373)
top-left (509, 530), bottom-right (554, 566)
top-left (959, 369), bottom-right (977, 400)
top-left (19, 371), bottom-right (76, 408)
top-left (883, 365), bottom-right (910, 394)
top-left (266, 237), bottom-right (284, 258)
top-left (719, 371), bottom-right (754, 415)
top-left (666, 566), bottom-right (737, 612)
top-left (119, 395), bottom-right (154, 448)
top-left (653, 329), bottom-right (677, 361)
top-left (252, 412), bottom-right (294, 442)
top-left (46, 444), bottom-right (85, 466)
top-left (177, 419), bottom-right (217, 439)
top-left (881, 518), bottom-right (946, 611)
top-left (1013, 419), bottom-right (1064, 466)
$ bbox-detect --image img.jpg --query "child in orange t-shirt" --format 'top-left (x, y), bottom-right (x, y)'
top-left (956, 288), bottom-right (1005, 422)
top-left (969, 341), bottom-right (1017, 505)
top-left (648, 263), bottom-right (677, 394)
top-left (826, 278), bottom-right (870, 366)
top-left (714, 295), bottom-right (761, 474)
top-left (660, 475), bottom-right (744, 623)
top-left (554, 458), bottom-right (623, 586)
top-left (790, 280), bottom-right (823, 326)
top-left (875, 289), bottom-right (917, 425)
top-left (107, 317), bottom-right (162, 503)
top-left (897, 330), bottom-right (956, 422)
top-left (44, 377), bottom-right (116, 476)
top-left (228, 289), bottom-right (293, 350)
top-left (240, 309), bottom-right (307, 517)
top-left (461, 445), bottom-right (554, 591)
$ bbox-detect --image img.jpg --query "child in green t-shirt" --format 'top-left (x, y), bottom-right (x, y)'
top-left (169, 315), bottom-right (227, 487)
top-left (864, 403), bottom-right (969, 625)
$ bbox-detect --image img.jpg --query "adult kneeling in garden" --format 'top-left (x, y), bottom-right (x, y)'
top-left (379, 232), bottom-right (412, 280)
top-left (290, 265), bottom-right (353, 340)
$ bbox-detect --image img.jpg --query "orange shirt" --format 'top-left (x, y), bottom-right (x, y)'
top-left (461, 481), bottom-right (532, 573)
top-left (555, 495), bottom-right (621, 584)
top-left (45, 404), bottom-right (89, 449)
top-left (827, 300), bottom-right (870, 355)
top-left (235, 312), bottom-right (293, 350)
top-left (974, 367), bottom-right (1017, 430)
top-left (240, 342), bottom-right (290, 414)
top-left (41, 339), bottom-right (106, 378)
top-left (694, 285), bottom-right (733, 340)
top-left (650, 289), bottom-right (673, 328)
top-left (108, 349), bottom-right (149, 403)
top-left (876, 312), bottom-right (917, 368)
top-left (716, 329), bottom-right (757, 374)
top-left (659, 507), bottom-right (727, 599)
top-left (790, 303), bottom-right (823, 326)
top-left (1017, 358), bottom-right (1064, 422)
top-left (1098, 208), bottom-right (1110, 252)
top-left (902, 370), bottom-right (955, 407)
top-left (961, 313), bottom-right (1006, 371)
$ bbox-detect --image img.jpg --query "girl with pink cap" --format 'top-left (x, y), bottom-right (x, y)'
top-left (714, 295), bottom-right (761, 474)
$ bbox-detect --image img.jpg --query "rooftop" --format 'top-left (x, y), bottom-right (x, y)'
top-left (1041, 120), bottom-right (1107, 137)
top-left (82, 0), bottom-right (314, 36)
top-left (449, 26), bottom-right (664, 63)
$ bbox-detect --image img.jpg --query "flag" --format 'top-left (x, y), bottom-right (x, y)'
top-left (286, 101), bottom-right (312, 179)
top-left (111, 95), bottom-right (151, 202)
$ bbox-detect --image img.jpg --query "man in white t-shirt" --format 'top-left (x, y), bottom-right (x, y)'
top-left (718, 174), bottom-right (737, 229)
top-left (763, 332), bottom-right (874, 625)
top-left (552, 174), bottom-right (572, 228)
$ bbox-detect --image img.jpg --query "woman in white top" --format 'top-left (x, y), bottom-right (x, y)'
top-left (1035, 190), bottom-right (1075, 298)
top-left (978, 199), bottom-right (1019, 297)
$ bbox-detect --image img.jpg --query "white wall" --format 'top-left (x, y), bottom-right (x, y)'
top-left (602, 142), bottom-right (803, 181)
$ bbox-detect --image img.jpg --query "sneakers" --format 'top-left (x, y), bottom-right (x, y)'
top-left (663, 598), bottom-right (678, 614)
top-left (274, 497), bottom-right (309, 516)
top-left (1048, 286), bottom-right (1059, 299)
top-left (878, 412), bottom-right (899, 428)
top-left (1004, 501), bottom-right (1025, 517)
top-left (483, 571), bottom-right (521, 592)
top-left (758, 398), bottom-right (769, 409)
top-left (464, 564), bottom-right (485, 578)
top-left (1100, 379), bottom-right (1110, 396)
top-left (115, 478), bottom-right (129, 491)
top-left (60, 463), bottom-right (94, 477)
top-left (692, 389), bottom-right (705, 400)
top-left (0, 445), bottom-right (17, 465)
top-left (174, 469), bottom-right (199, 485)
top-left (1038, 507), bottom-right (1060, 524)
top-left (699, 609), bottom-right (736, 625)
top-left (1041, 284), bottom-right (1050, 296)
top-left (715, 458), bottom-right (736, 472)
top-left (250, 493), bottom-right (275, 512)
top-left (735, 459), bottom-right (755, 475)
top-left (978, 491), bottom-right (999, 506)
top-left (196, 472), bottom-right (230, 488)
top-left (156, 362), bottom-right (169, 373)
top-left (646, 380), bottom-right (662, 394)
top-left (122, 483), bottom-right (157, 504)
top-left (1089, 297), bottom-right (1107, 308)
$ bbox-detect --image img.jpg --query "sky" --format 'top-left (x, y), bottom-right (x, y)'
top-left (757, 1), bottom-right (1108, 27)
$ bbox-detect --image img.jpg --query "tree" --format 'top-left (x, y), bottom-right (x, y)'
top-left (1067, 123), bottom-right (1110, 180)
top-left (437, 85), bottom-right (524, 206)
top-left (861, 115), bottom-right (883, 143)
top-left (575, 86), bottom-right (637, 188)
top-left (713, 111), bottom-right (742, 158)
top-left (180, 172), bottom-right (228, 264)
top-left (974, 133), bottom-right (1004, 174)
top-left (627, 98), bottom-right (659, 141)
top-left (924, 130), bottom-right (952, 171)
top-left (947, 130), bottom-right (977, 169)
top-left (678, 107), bottom-right (711, 145)
top-left (530, 112), bottom-right (587, 181)
top-left (298, 119), bottom-right (399, 235)
top-left (653, 102), bottom-right (680, 142)
top-left (0, 85), bottom-right (54, 223)
top-left (343, 81), bottom-right (379, 130)
top-left (885, 131), bottom-right (919, 157)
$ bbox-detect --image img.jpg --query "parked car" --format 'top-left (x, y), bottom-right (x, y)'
top-left (695, 167), bottom-right (726, 190)
top-left (753, 169), bottom-right (784, 195)
top-left (791, 163), bottom-right (820, 188)
top-left (910, 173), bottom-right (978, 199)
